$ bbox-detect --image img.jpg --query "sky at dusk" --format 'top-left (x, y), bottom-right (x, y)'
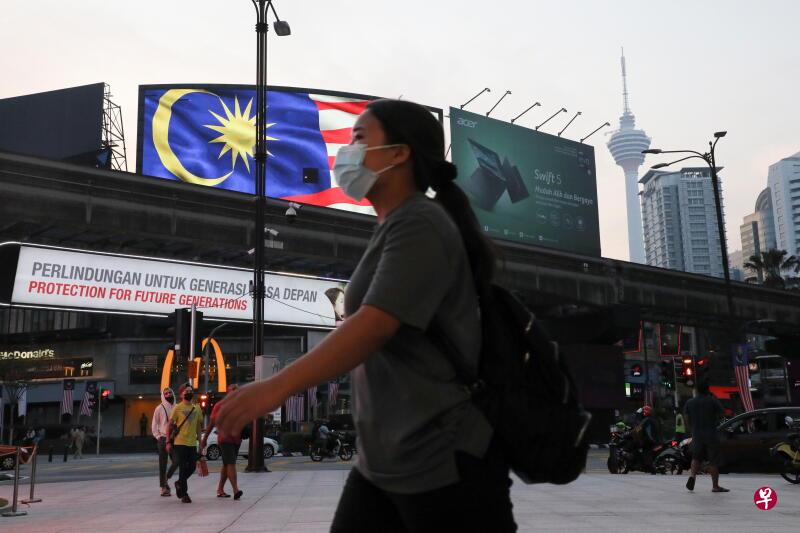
top-left (2, 0), bottom-right (799, 261)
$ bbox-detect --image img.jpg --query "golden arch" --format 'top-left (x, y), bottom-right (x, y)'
top-left (160, 337), bottom-right (227, 393)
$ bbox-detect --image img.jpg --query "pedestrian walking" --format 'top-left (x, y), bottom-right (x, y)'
top-left (684, 380), bottom-right (729, 493)
top-left (168, 384), bottom-right (203, 503)
top-left (152, 386), bottom-right (177, 497)
top-left (71, 426), bottom-right (85, 459)
top-left (202, 384), bottom-right (243, 500)
top-left (216, 99), bottom-right (516, 532)
top-left (139, 413), bottom-right (148, 437)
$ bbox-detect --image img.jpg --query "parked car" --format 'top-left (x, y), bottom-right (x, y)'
top-left (202, 429), bottom-right (281, 461)
top-left (0, 446), bottom-right (34, 471)
top-left (717, 407), bottom-right (800, 473)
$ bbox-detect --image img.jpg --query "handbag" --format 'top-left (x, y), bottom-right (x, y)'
top-left (196, 455), bottom-right (209, 477)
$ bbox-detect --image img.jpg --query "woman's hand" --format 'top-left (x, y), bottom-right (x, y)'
top-left (215, 378), bottom-right (285, 438)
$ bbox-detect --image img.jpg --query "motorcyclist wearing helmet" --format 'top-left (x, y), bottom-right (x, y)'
top-left (637, 405), bottom-right (661, 473)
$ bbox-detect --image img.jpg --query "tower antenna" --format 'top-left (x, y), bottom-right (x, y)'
top-left (621, 47), bottom-right (631, 115)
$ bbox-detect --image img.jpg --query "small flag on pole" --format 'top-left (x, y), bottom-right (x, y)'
top-left (328, 381), bottom-right (339, 407)
top-left (79, 381), bottom-right (98, 417)
top-left (308, 386), bottom-right (318, 409)
top-left (732, 344), bottom-right (755, 413)
top-left (61, 379), bottom-right (75, 415)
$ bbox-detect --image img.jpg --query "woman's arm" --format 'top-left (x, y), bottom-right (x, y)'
top-left (215, 305), bottom-right (400, 436)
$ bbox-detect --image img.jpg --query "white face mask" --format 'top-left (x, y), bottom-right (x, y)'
top-left (333, 143), bottom-right (403, 201)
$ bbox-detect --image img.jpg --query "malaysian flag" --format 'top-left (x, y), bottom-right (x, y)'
top-left (328, 381), bottom-right (339, 407)
top-left (61, 379), bottom-right (75, 415)
top-left (284, 395), bottom-right (305, 422)
top-left (79, 381), bottom-right (98, 417)
top-left (732, 344), bottom-right (755, 413)
top-left (140, 87), bottom-right (374, 215)
top-left (307, 385), bottom-right (318, 409)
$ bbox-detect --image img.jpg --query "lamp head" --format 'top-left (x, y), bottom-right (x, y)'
top-left (273, 20), bottom-right (291, 36)
top-left (651, 163), bottom-right (670, 169)
top-left (642, 149), bottom-right (662, 154)
top-left (714, 131), bottom-right (727, 138)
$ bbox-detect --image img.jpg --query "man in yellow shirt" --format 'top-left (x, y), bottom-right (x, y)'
top-left (167, 384), bottom-right (204, 503)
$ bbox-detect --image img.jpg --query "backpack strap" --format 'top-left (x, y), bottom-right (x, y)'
top-left (427, 321), bottom-right (485, 397)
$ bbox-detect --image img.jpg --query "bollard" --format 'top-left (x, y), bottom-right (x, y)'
top-left (1, 447), bottom-right (27, 517)
top-left (48, 445), bottom-right (53, 463)
top-left (22, 445), bottom-right (42, 504)
top-left (63, 445), bottom-right (68, 462)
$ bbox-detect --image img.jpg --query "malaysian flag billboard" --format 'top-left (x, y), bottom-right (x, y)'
top-left (136, 85), bottom-right (442, 214)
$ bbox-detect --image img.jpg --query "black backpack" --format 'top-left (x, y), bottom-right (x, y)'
top-left (433, 283), bottom-right (592, 485)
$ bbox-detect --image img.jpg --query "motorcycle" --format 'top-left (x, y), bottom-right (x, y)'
top-left (770, 416), bottom-right (800, 484)
top-left (310, 430), bottom-right (354, 462)
top-left (654, 437), bottom-right (692, 475)
top-left (607, 422), bottom-right (671, 474)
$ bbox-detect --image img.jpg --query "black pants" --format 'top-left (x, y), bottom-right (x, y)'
top-left (331, 442), bottom-right (516, 533)
top-left (157, 438), bottom-right (177, 488)
top-left (174, 445), bottom-right (197, 494)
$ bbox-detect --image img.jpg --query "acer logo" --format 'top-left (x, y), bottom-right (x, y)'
top-left (456, 118), bottom-right (477, 128)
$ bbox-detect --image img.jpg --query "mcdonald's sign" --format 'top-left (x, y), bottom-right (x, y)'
top-left (161, 337), bottom-right (227, 392)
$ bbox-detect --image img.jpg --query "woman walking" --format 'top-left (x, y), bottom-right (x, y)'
top-left (217, 99), bottom-right (515, 532)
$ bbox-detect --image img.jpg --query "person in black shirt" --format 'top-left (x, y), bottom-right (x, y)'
top-left (684, 380), bottom-right (729, 492)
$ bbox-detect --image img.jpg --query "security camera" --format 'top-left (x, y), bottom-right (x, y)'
top-left (285, 202), bottom-right (301, 224)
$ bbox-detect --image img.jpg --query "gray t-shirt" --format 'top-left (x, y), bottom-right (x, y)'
top-left (345, 192), bottom-right (493, 494)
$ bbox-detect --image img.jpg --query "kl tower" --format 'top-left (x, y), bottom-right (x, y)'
top-left (607, 49), bottom-right (651, 264)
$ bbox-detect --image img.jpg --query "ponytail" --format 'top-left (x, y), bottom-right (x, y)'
top-left (366, 99), bottom-right (496, 288)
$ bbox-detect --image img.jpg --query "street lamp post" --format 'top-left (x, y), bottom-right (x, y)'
top-left (642, 133), bottom-right (739, 388)
top-left (248, 0), bottom-right (290, 473)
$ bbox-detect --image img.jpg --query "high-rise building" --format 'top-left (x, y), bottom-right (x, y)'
top-left (640, 166), bottom-right (725, 278)
top-left (767, 151), bottom-right (800, 258)
top-left (728, 249), bottom-right (745, 281)
top-left (739, 187), bottom-right (777, 276)
top-left (607, 50), bottom-right (651, 264)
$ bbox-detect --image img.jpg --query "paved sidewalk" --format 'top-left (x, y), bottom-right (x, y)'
top-left (1, 470), bottom-right (798, 532)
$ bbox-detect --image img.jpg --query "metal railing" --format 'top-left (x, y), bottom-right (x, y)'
top-left (1, 444), bottom-right (42, 517)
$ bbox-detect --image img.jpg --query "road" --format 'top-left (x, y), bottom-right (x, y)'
top-left (1, 449), bottom-right (612, 485)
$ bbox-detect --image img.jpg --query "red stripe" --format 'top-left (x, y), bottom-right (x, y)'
top-left (321, 128), bottom-right (352, 144)
top-left (313, 100), bottom-right (369, 115)
top-left (282, 187), bottom-right (372, 207)
top-left (328, 155), bottom-right (336, 169)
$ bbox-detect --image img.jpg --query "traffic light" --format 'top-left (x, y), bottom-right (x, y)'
top-left (169, 308), bottom-right (203, 361)
top-left (660, 361), bottom-right (674, 389)
top-left (200, 394), bottom-right (209, 413)
top-left (100, 389), bottom-right (111, 411)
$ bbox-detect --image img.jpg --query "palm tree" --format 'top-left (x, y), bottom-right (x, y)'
top-left (743, 249), bottom-right (799, 289)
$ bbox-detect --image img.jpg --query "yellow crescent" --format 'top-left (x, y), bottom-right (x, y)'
top-left (152, 88), bottom-right (233, 186)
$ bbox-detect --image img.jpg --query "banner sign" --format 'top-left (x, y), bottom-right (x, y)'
top-left (450, 107), bottom-right (601, 256)
top-left (11, 245), bottom-right (346, 328)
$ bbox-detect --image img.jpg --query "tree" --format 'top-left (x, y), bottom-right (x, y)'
top-left (744, 249), bottom-right (800, 289)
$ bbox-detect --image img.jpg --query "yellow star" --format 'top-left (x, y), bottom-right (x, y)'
top-left (204, 96), bottom-right (277, 172)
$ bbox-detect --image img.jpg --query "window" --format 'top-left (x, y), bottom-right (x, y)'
top-left (130, 354), bottom-right (165, 385)
top-left (11, 357), bottom-right (94, 380)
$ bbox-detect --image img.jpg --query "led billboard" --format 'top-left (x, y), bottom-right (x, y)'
top-left (450, 107), bottom-right (601, 256)
top-left (137, 85), bottom-right (442, 215)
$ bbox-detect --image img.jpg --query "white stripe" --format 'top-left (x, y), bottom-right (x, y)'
top-left (327, 203), bottom-right (376, 215)
top-left (318, 109), bottom-right (360, 130)
top-left (326, 142), bottom-right (346, 157)
top-left (309, 94), bottom-right (367, 104)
